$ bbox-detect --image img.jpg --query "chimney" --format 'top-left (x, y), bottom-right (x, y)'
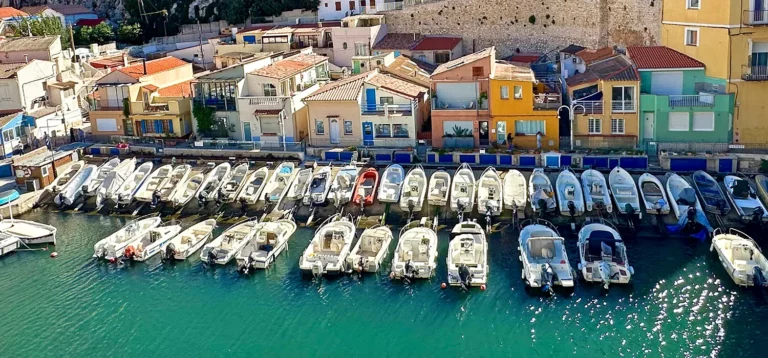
top-left (122, 53), bottom-right (129, 67)
top-left (24, 54), bottom-right (28, 63)
top-left (142, 59), bottom-right (147, 75)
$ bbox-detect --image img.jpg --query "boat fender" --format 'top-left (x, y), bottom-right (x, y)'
top-left (50, 252), bottom-right (58, 258)
top-left (124, 245), bottom-right (135, 259)
top-left (441, 282), bottom-right (447, 289)
top-left (480, 284), bottom-right (486, 291)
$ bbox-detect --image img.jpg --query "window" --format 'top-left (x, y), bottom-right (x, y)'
top-left (349, 1), bottom-right (355, 10)
top-left (393, 124), bottom-right (409, 137)
top-left (325, 3), bottom-right (328, 7)
top-left (335, 2), bottom-right (341, 11)
top-left (669, 112), bottom-right (690, 131)
top-left (375, 124), bottom-right (391, 137)
top-left (515, 120), bottom-right (545, 135)
top-left (370, 0), bottom-right (375, 6)
top-left (611, 118), bottom-right (625, 134)
top-left (434, 52), bottom-right (450, 64)
top-left (687, 0), bottom-right (700, 9)
top-left (685, 28), bottom-right (699, 46)
top-left (416, 54), bottom-right (427, 62)
top-left (263, 36), bottom-right (288, 43)
top-left (379, 97), bottom-right (394, 105)
top-left (693, 112), bottom-right (715, 131)
top-left (354, 43), bottom-right (368, 56)
top-left (573, 85), bottom-right (598, 100)
top-left (472, 66), bottom-right (483, 77)
top-left (344, 120), bottom-right (353, 135)
top-left (96, 118), bottom-right (118, 131)
top-left (588, 118), bottom-right (602, 134)
top-left (2, 128), bottom-right (15, 142)
top-left (751, 42), bottom-right (768, 68)
top-left (500, 86), bottom-right (509, 99)
top-left (361, 0), bottom-right (366, 6)
top-left (360, 62), bottom-right (366, 68)
top-left (514, 85), bottom-right (523, 99)
top-left (611, 86), bottom-right (635, 112)
top-left (315, 119), bottom-right (325, 135)
top-left (263, 84), bottom-right (277, 97)
top-left (260, 118), bottom-right (280, 135)
top-left (41, 165), bottom-right (49, 177)
top-left (342, 42), bottom-right (347, 50)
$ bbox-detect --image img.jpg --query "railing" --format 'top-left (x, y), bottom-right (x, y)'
top-left (533, 93), bottom-right (562, 110)
top-left (247, 97), bottom-right (285, 106)
top-left (308, 137), bottom-right (362, 147)
top-left (109, 135), bottom-right (165, 148)
top-left (742, 65), bottom-right (768, 81)
top-left (193, 98), bottom-right (237, 111)
top-left (650, 141), bottom-right (768, 155)
top-left (668, 94), bottom-right (715, 107)
top-left (145, 103), bottom-right (170, 112)
top-left (360, 103), bottom-right (413, 115)
top-left (610, 100), bottom-right (635, 113)
top-left (744, 10), bottom-right (768, 25)
top-left (573, 100), bottom-right (603, 115)
top-left (432, 97), bottom-right (489, 110)
top-left (367, 137), bottom-right (417, 148)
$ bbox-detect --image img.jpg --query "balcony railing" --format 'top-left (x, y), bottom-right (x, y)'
top-left (361, 103), bottom-right (414, 115)
top-left (145, 103), bottom-right (169, 112)
top-left (742, 65), bottom-right (768, 81)
top-left (668, 94), bottom-right (715, 108)
top-left (572, 100), bottom-right (604, 115)
top-left (432, 97), bottom-right (489, 110)
top-left (611, 100), bottom-right (635, 113)
top-left (246, 96), bottom-right (286, 106)
top-left (744, 10), bottom-right (768, 25)
top-left (533, 93), bottom-right (562, 110)
top-left (194, 97), bottom-right (237, 111)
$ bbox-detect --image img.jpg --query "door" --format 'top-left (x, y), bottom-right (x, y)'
top-left (330, 118), bottom-right (340, 144)
top-left (365, 88), bottom-right (376, 111)
top-left (643, 113), bottom-right (654, 140)
top-left (479, 120), bottom-right (489, 146)
top-left (243, 122), bottom-right (252, 141)
top-left (362, 121), bottom-right (374, 146)
top-left (651, 71), bottom-right (683, 95)
top-left (496, 121), bottom-right (506, 144)
top-left (124, 118), bottom-right (133, 136)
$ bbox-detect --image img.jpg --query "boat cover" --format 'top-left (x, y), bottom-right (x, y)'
top-left (666, 209), bottom-right (713, 241)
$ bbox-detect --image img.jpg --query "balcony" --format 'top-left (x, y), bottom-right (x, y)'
top-left (572, 100), bottom-right (604, 115)
top-left (743, 10), bottom-right (768, 26)
top-left (668, 94), bottom-right (715, 108)
top-left (432, 96), bottom-right (489, 110)
top-left (533, 93), bottom-right (562, 110)
top-left (130, 100), bottom-right (189, 115)
top-left (611, 100), bottom-right (635, 113)
top-left (246, 97), bottom-right (285, 106)
top-left (742, 65), bottom-right (768, 81)
top-left (361, 103), bottom-right (414, 116)
top-left (193, 97), bottom-right (237, 111)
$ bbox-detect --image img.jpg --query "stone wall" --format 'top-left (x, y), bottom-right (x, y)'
top-left (383, 0), bottom-right (661, 58)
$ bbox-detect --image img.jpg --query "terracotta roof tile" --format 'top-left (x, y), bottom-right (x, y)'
top-left (250, 53), bottom-right (326, 79)
top-left (373, 33), bottom-right (423, 50)
top-left (304, 72), bottom-right (373, 101)
top-left (575, 47), bottom-right (615, 65)
top-left (142, 84), bottom-right (159, 92)
top-left (118, 57), bottom-right (189, 79)
top-left (566, 55), bottom-right (639, 87)
top-left (0, 7), bottom-right (28, 18)
top-left (157, 81), bottom-right (193, 97)
top-left (0, 62), bottom-right (26, 79)
top-left (433, 47), bottom-right (494, 76)
top-left (627, 46), bottom-right (705, 69)
top-left (366, 72), bottom-right (428, 98)
top-left (501, 52), bottom-right (543, 64)
top-left (411, 36), bottom-right (462, 51)
top-left (19, 6), bottom-right (48, 15)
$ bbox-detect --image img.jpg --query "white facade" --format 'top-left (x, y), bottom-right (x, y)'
top-left (560, 52), bottom-right (586, 79)
top-left (0, 60), bottom-right (57, 111)
top-left (318, 0), bottom-right (379, 21)
top-left (331, 16), bottom-right (387, 68)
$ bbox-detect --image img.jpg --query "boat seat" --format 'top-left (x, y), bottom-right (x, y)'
top-left (529, 240), bottom-right (556, 260)
top-left (615, 186), bottom-right (633, 196)
top-left (565, 185), bottom-right (576, 199)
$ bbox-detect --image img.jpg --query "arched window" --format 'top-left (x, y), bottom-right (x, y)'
top-left (343, 42), bottom-right (348, 50)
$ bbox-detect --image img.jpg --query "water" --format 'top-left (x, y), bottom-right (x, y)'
top-left (1, 210), bottom-right (767, 357)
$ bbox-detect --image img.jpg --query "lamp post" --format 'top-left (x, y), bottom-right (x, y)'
top-left (558, 103), bottom-right (585, 151)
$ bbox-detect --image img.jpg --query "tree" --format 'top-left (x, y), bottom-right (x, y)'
top-left (250, 0), bottom-right (285, 18)
top-left (74, 23), bottom-right (114, 45)
top-left (8, 15), bottom-right (65, 38)
top-left (220, 0), bottom-right (252, 25)
top-left (193, 104), bottom-right (215, 136)
top-left (117, 23), bottom-right (143, 45)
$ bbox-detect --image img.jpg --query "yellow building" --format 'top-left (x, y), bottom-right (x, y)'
top-left (566, 54), bottom-right (641, 149)
top-left (489, 62), bottom-right (561, 150)
top-left (661, 0), bottom-right (766, 143)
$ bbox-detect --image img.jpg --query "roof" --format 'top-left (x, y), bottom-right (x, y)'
top-left (157, 80), bottom-right (193, 97)
top-left (411, 36), bottom-right (462, 51)
top-left (491, 62), bottom-right (535, 81)
top-left (304, 72), bottom-right (372, 101)
top-left (287, 21), bottom-right (341, 29)
top-left (0, 7), bottom-right (28, 18)
top-left (373, 33), bottom-right (424, 50)
top-left (0, 36), bottom-right (58, 52)
top-left (501, 52), bottom-right (543, 64)
top-left (264, 27), bottom-right (295, 35)
top-left (575, 47), bottom-right (615, 65)
top-left (560, 44), bottom-right (585, 55)
top-left (75, 18), bottom-right (106, 27)
top-left (382, 55), bottom-right (435, 88)
top-left (215, 52), bottom-right (256, 59)
top-left (19, 6), bottom-right (47, 15)
top-left (566, 55), bottom-right (639, 87)
top-left (366, 72), bottom-right (427, 98)
top-left (433, 47), bottom-right (493, 76)
top-left (26, 106), bottom-right (58, 119)
top-left (0, 112), bottom-right (21, 128)
top-left (626, 46), bottom-right (705, 70)
top-left (23, 4), bottom-right (93, 15)
top-left (250, 53), bottom-right (326, 79)
top-left (142, 84), bottom-right (159, 92)
top-left (342, 14), bottom-right (385, 21)
top-left (118, 57), bottom-right (188, 79)
top-left (240, 25), bottom-right (277, 33)
top-left (0, 62), bottom-right (26, 79)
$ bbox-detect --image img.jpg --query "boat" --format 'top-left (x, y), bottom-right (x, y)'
top-left (236, 218), bottom-right (297, 272)
top-left (450, 163), bottom-right (476, 214)
top-left (287, 167), bottom-right (313, 201)
top-left (54, 164), bottom-right (97, 206)
top-left (666, 173), bottom-right (705, 219)
top-left (710, 228), bottom-right (768, 288)
top-left (755, 174), bottom-right (768, 207)
top-left (477, 167), bottom-right (503, 216)
top-left (264, 162), bottom-right (297, 204)
top-left (352, 167), bottom-right (379, 206)
top-left (158, 164), bottom-right (192, 202)
top-left (134, 164), bottom-right (173, 203)
top-left (169, 172), bottom-right (204, 208)
top-left (503, 169), bottom-right (526, 211)
top-left (346, 225), bottom-right (393, 273)
top-left (446, 220), bottom-right (488, 288)
top-left (723, 175), bottom-right (768, 222)
top-left (555, 167), bottom-right (585, 217)
top-left (93, 215), bottom-right (162, 260)
top-left (163, 218), bottom-right (217, 260)
top-left (427, 169), bottom-right (451, 207)
top-left (0, 232), bottom-right (20, 257)
top-left (96, 158), bottom-right (136, 208)
top-left (220, 163), bottom-right (250, 203)
top-left (0, 219), bottom-right (57, 245)
top-left (528, 168), bottom-right (556, 212)
top-left (82, 158), bottom-right (120, 196)
top-left (518, 219), bottom-right (574, 293)
top-left (329, 164), bottom-right (360, 207)
top-left (581, 169), bottom-right (612, 213)
top-left (608, 166), bottom-right (641, 218)
top-left (304, 165), bottom-right (332, 206)
top-left (196, 162), bottom-right (232, 203)
top-left (298, 214), bottom-right (356, 276)
top-left (48, 160), bottom-right (85, 193)
top-left (378, 164), bottom-right (404, 203)
top-left (114, 161), bottom-right (153, 207)
top-left (692, 171), bottom-right (731, 215)
top-left (576, 221), bottom-right (634, 289)
top-left (123, 221), bottom-right (183, 262)
top-left (637, 173), bottom-right (670, 215)
top-left (200, 218), bottom-right (259, 265)
top-left (399, 165), bottom-right (428, 213)
top-left (390, 220), bottom-right (439, 280)
top-left (236, 166), bottom-right (270, 205)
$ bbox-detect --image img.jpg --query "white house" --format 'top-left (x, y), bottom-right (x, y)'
top-left (0, 36), bottom-right (65, 71)
top-left (318, 0), bottom-right (378, 21)
top-left (0, 59), bottom-right (56, 112)
top-left (331, 14), bottom-right (387, 68)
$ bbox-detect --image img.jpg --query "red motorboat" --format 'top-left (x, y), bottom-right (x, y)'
top-left (353, 168), bottom-right (379, 206)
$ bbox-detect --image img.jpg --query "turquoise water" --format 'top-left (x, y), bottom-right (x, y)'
top-left (1, 209), bottom-right (766, 357)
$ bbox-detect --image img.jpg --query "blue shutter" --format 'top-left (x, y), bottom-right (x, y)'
top-left (155, 120), bottom-right (162, 133)
top-left (168, 120), bottom-right (173, 134)
top-left (140, 120), bottom-right (146, 134)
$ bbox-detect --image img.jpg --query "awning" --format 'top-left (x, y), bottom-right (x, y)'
top-left (254, 109), bottom-right (281, 116)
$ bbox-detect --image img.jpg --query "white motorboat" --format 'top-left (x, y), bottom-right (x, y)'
top-left (114, 161), bottom-right (153, 207)
top-left (477, 167), bottom-right (503, 216)
top-left (236, 166), bottom-right (270, 205)
top-left (287, 167), bottom-right (313, 201)
top-left (529, 168), bottom-right (556, 212)
top-left (93, 215), bottom-right (162, 260)
top-left (555, 167), bottom-right (585, 217)
top-left (666, 173), bottom-right (703, 219)
top-left (518, 219), bottom-right (574, 293)
top-left (163, 218), bottom-right (217, 260)
top-left (304, 165), bottom-right (332, 206)
top-left (96, 158), bottom-right (136, 208)
top-left (82, 158), bottom-right (120, 196)
top-left (638, 173), bottom-right (670, 215)
top-left (123, 221), bottom-right (182, 262)
top-left (264, 162), bottom-right (297, 204)
top-left (723, 175), bottom-right (768, 222)
top-left (48, 160), bottom-right (85, 193)
top-left (446, 220), bottom-right (488, 288)
top-left (0, 232), bottom-right (20, 257)
top-left (378, 164), bottom-right (404, 203)
top-left (220, 163), bottom-right (250, 203)
top-left (450, 163), bottom-right (476, 214)
top-left (427, 169), bottom-right (451, 206)
top-left (329, 164), bottom-right (360, 207)
top-left (54, 164), bottom-right (97, 207)
top-left (299, 214), bottom-right (356, 276)
top-left (581, 169), bottom-right (612, 213)
top-left (134, 164), bottom-right (173, 203)
top-left (200, 218), bottom-right (259, 265)
top-left (608, 166), bottom-right (641, 218)
top-left (577, 221), bottom-right (633, 289)
top-left (170, 172), bottom-right (204, 208)
top-left (0, 219), bottom-right (57, 245)
top-left (236, 218), bottom-right (297, 272)
top-left (390, 220), bottom-right (439, 280)
top-left (503, 169), bottom-right (527, 211)
top-left (710, 228), bottom-right (768, 288)
top-left (346, 225), bottom-right (393, 273)
top-left (196, 162), bottom-right (232, 203)
top-left (158, 164), bottom-right (192, 202)
top-left (399, 165), bottom-right (428, 213)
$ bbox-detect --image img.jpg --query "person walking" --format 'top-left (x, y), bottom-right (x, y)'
top-left (536, 131), bottom-right (543, 149)
top-left (507, 132), bottom-right (514, 150)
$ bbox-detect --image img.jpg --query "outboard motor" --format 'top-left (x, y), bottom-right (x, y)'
top-left (311, 260), bottom-right (324, 278)
top-left (164, 243), bottom-right (176, 261)
top-left (206, 250), bottom-right (217, 265)
top-left (357, 256), bottom-right (367, 273)
top-left (241, 253), bottom-right (255, 274)
top-left (751, 207), bottom-right (765, 225)
top-left (541, 263), bottom-right (555, 295)
top-left (537, 199), bottom-right (548, 217)
top-left (239, 197), bottom-right (249, 216)
top-left (624, 203), bottom-right (635, 217)
top-left (215, 189), bottom-right (224, 206)
top-left (124, 245), bottom-right (136, 261)
top-left (198, 192), bottom-right (207, 208)
top-left (567, 201), bottom-right (576, 217)
top-left (754, 266), bottom-right (768, 288)
top-left (57, 193), bottom-right (65, 207)
top-left (151, 190), bottom-right (161, 208)
top-left (458, 264), bottom-right (471, 290)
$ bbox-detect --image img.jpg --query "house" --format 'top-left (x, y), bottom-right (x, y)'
top-left (0, 112), bottom-right (24, 158)
top-left (627, 46), bottom-right (735, 148)
top-left (21, 4), bottom-right (98, 26)
top-left (0, 7), bottom-right (29, 35)
top-left (11, 146), bottom-right (77, 188)
top-left (660, 0), bottom-right (767, 144)
top-left (318, 0), bottom-right (379, 21)
top-left (430, 47), bottom-right (495, 148)
top-left (490, 62), bottom-right (561, 150)
top-left (236, 25), bottom-right (276, 45)
top-left (381, 54), bottom-right (436, 88)
top-left (372, 33), bottom-right (462, 66)
top-left (567, 54), bottom-right (640, 149)
top-left (559, 45), bottom-right (615, 79)
top-left (213, 52), bottom-right (272, 70)
top-left (331, 14), bottom-right (387, 68)
top-left (0, 36), bottom-right (64, 69)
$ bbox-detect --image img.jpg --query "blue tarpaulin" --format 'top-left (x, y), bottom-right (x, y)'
top-left (666, 209), bottom-right (713, 241)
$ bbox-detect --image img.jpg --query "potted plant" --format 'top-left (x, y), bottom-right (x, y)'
top-left (478, 91), bottom-right (488, 107)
